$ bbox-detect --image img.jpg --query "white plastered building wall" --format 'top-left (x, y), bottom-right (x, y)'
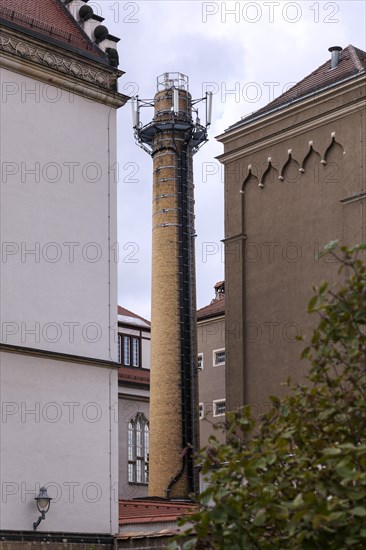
top-left (0, 68), bottom-right (117, 359)
top-left (0, 22), bottom-right (127, 535)
top-left (0, 352), bottom-right (119, 533)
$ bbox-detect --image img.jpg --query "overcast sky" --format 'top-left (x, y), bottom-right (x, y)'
top-left (94, 0), bottom-right (365, 320)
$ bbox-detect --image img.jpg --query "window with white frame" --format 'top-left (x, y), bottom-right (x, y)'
top-left (213, 348), bottom-right (225, 366)
top-left (128, 413), bottom-right (149, 484)
top-left (199, 402), bottom-right (204, 420)
top-left (124, 336), bottom-right (130, 366)
top-left (132, 337), bottom-right (139, 367)
top-left (118, 334), bottom-right (122, 364)
top-left (213, 399), bottom-right (226, 417)
top-left (120, 335), bottom-right (140, 367)
top-left (197, 353), bottom-right (203, 371)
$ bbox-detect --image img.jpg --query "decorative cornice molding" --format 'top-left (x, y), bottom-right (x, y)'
top-left (222, 233), bottom-right (247, 243)
top-left (0, 342), bottom-right (120, 370)
top-left (0, 26), bottom-right (128, 107)
top-left (217, 99), bottom-right (365, 164)
top-left (0, 29), bottom-right (112, 88)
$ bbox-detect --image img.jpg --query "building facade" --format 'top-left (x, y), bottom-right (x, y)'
top-left (197, 282), bottom-right (226, 448)
top-left (117, 306), bottom-right (150, 501)
top-left (217, 45), bottom-right (366, 415)
top-left (116, 292), bottom-right (228, 501)
top-left (0, 0), bottom-right (127, 546)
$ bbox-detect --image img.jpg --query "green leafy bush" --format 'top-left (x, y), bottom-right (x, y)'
top-left (170, 244), bottom-right (366, 549)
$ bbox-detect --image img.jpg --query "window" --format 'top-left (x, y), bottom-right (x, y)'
top-left (120, 335), bottom-right (140, 367)
top-left (198, 353), bottom-right (203, 371)
top-left (118, 335), bottom-right (122, 364)
top-left (124, 336), bottom-right (131, 366)
top-left (132, 337), bottom-right (139, 367)
top-left (199, 402), bottom-right (204, 420)
top-left (128, 413), bottom-right (149, 484)
top-left (213, 348), bottom-right (225, 366)
top-left (213, 399), bottom-right (226, 417)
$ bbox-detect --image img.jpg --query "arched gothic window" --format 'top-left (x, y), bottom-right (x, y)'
top-left (128, 413), bottom-right (149, 484)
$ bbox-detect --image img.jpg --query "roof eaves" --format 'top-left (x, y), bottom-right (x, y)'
top-left (118, 316), bottom-right (151, 330)
top-left (118, 306), bottom-right (151, 326)
top-left (119, 516), bottom-right (184, 525)
top-left (197, 311), bottom-right (225, 322)
top-left (116, 529), bottom-right (180, 539)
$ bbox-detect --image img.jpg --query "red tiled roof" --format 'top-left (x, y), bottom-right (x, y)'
top-left (232, 44), bottom-right (366, 128)
top-left (118, 306), bottom-right (151, 327)
top-left (197, 296), bottom-right (225, 321)
top-left (0, 0), bottom-right (105, 59)
top-left (119, 499), bottom-right (197, 525)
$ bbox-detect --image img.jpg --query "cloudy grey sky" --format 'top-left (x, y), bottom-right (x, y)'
top-left (94, 0), bottom-right (365, 320)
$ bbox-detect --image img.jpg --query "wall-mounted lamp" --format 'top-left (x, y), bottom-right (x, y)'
top-left (33, 487), bottom-right (52, 531)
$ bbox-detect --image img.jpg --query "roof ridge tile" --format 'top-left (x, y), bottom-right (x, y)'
top-left (348, 43), bottom-right (365, 72)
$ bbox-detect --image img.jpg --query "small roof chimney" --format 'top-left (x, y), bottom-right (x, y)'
top-left (328, 46), bottom-right (342, 69)
top-left (213, 281), bottom-right (225, 301)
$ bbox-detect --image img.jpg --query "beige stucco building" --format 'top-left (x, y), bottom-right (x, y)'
top-left (217, 45), bottom-right (366, 415)
top-left (197, 282), bottom-right (226, 449)
top-left (0, 0), bottom-right (127, 546)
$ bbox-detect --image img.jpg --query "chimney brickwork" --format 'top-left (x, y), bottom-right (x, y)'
top-left (149, 86), bottom-right (196, 498)
top-left (134, 74), bottom-right (210, 499)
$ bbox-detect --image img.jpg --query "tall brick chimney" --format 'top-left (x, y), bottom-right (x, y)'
top-left (133, 74), bottom-right (211, 498)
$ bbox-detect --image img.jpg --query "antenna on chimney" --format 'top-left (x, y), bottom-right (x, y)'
top-left (206, 91), bottom-right (213, 127)
top-left (131, 97), bottom-right (140, 129)
top-left (328, 46), bottom-right (342, 69)
top-left (173, 88), bottom-right (179, 114)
